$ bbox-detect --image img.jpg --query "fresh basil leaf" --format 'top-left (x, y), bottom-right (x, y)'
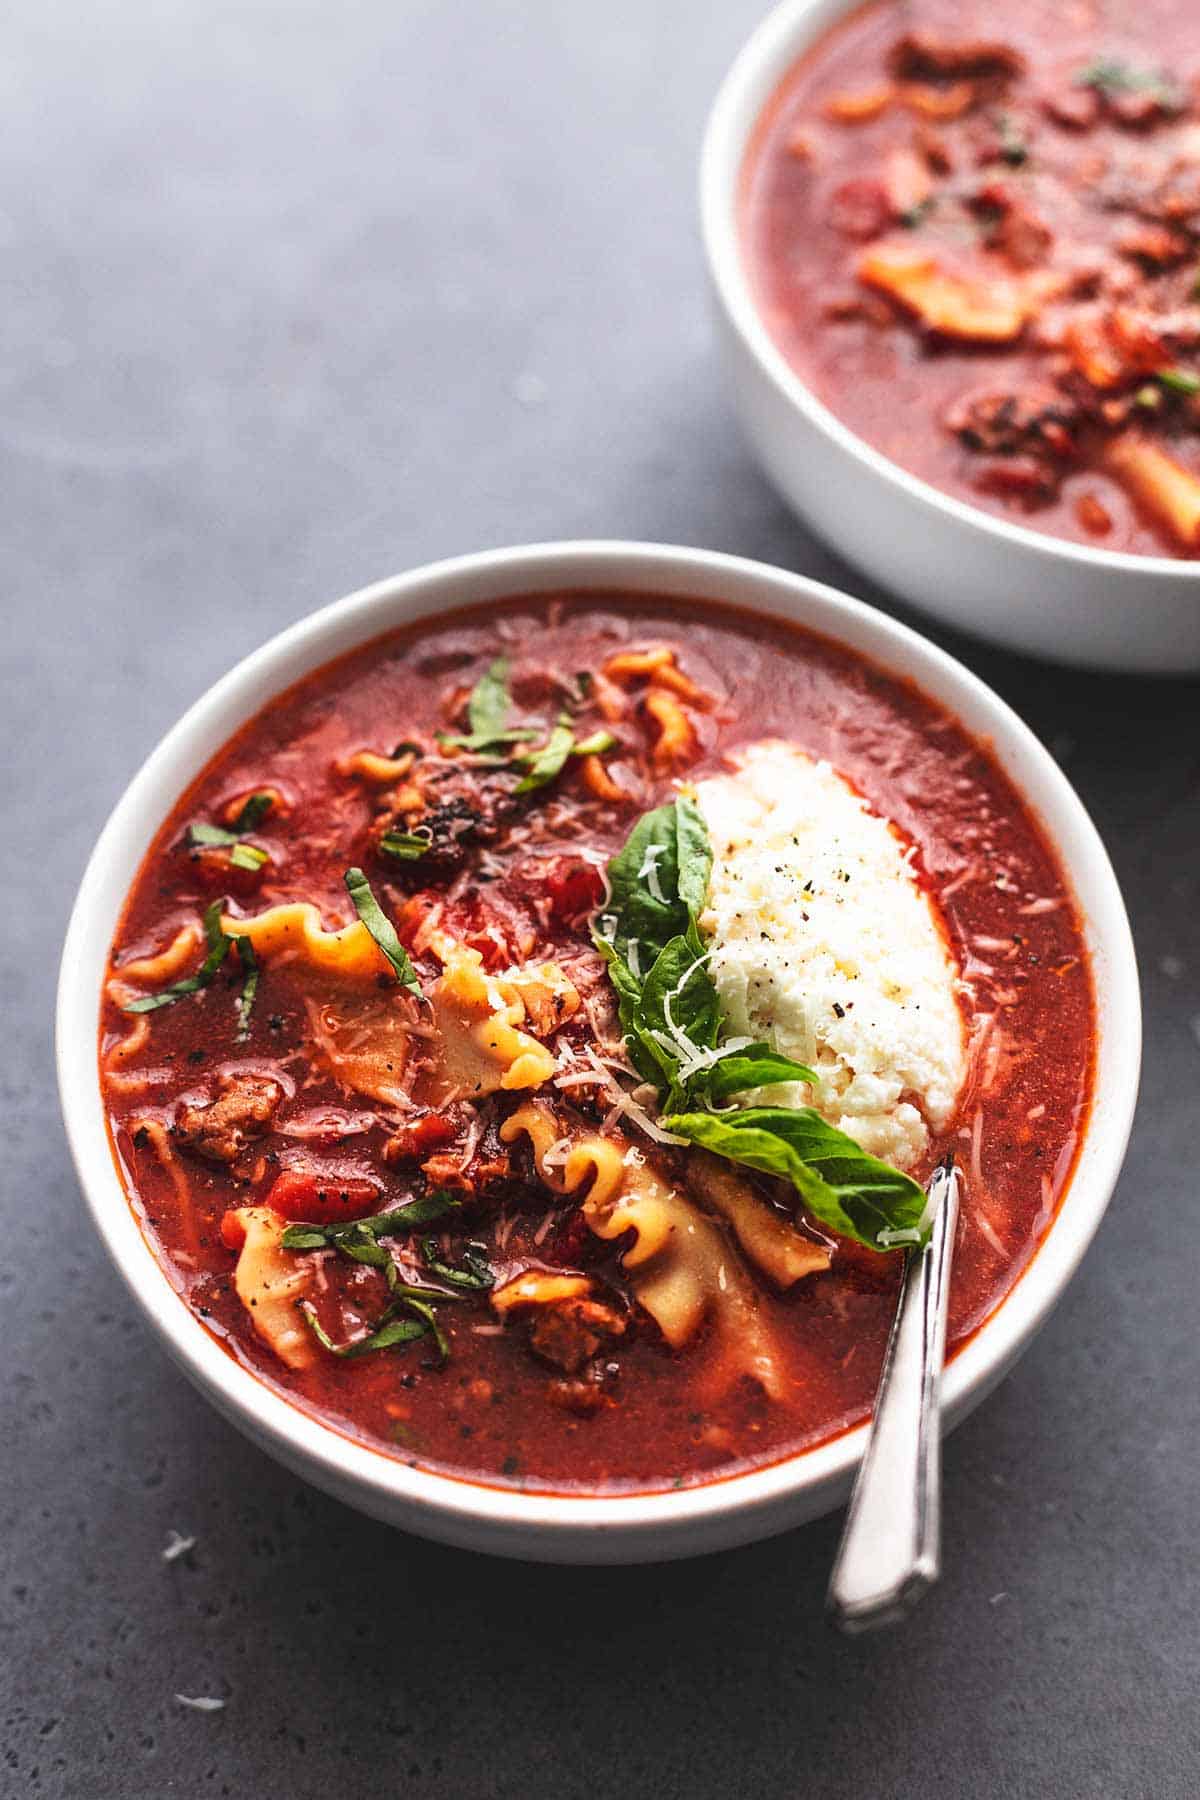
top-left (378, 829), bottom-right (432, 862)
top-left (332, 1222), bottom-right (392, 1267)
top-left (280, 1225), bottom-right (327, 1250)
top-left (232, 791), bottom-right (275, 832)
top-left (234, 939), bottom-right (259, 1042)
top-left (280, 1189), bottom-right (461, 1254)
top-left (399, 1296), bottom-right (449, 1360)
top-left (187, 821), bottom-right (240, 849)
top-left (703, 1047), bottom-right (819, 1104)
top-left (302, 1305), bottom-right (428, 1359)
top-left (600, 797), bottom-right (712, 974)
top-left (435, 656), bottom-right (541, 759)
top-left (344, 867), bottom-right (421, 994)
top-left (572, 729), bottom-right (616, 757)
top-left (515, 719), bottom-right (575, 794)
top-left (662, 1105), bottom-right (929, 1251)
top-left (383, 1277), bottom-right (451, 1363)
top-left (188, 793), bottom-right (274, 856)
top-left (229, 841), bottom-right (268, 872)
top-left (468, 655), bottom-right (512, 741)
top-left (1158, 368), bottom-right (1200, 395)
top-left (632, 929), bottom-right (721, 1104)
top-left (420, 1237), bottom-right (494, 1291)
top-left (121, 899), bottom-right (232, 1014)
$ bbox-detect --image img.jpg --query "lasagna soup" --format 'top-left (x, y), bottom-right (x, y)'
top-left (743, 0), bottom-right (1200, 556)
top-left (99, 595), bottom-right (1093, 1494)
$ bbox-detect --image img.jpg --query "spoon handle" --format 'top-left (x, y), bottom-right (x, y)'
top-left (826, 1161), bottom-right (960, 1634)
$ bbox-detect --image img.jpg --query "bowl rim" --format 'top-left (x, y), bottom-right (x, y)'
top-left (57, 539), bottom-right (1141, 1548)
top-left (699, 0), bottom-right (1200, 586)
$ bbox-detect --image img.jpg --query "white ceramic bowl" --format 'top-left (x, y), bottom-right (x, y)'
top-left (700, 0), bottom-right (1200, 673)
top-left (57, 542), bottom-right (1140, 1562)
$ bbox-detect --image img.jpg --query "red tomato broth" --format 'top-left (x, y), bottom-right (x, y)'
top-left (741, 0), bottom-right (1200, 556)
top-left (99, 593), bottom-right (1093, 1495)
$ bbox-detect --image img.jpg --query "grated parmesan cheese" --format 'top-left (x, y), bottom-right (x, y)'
top-left (695, 741), bottom-right (967, 1169)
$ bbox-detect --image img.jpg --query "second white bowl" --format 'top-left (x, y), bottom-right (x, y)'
top-left (700, 0), bottom-right (1200, 672)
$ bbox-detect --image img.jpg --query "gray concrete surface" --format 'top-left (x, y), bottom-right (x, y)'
top-left (2, 2), bottom-right (1197, 1794)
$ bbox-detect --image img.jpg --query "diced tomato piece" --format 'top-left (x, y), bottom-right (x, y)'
top-left (263, 1169), bottom-right (380, 1223)
top-left (544, 855), bottom-right (605, 923)
top-left (828, 177), bottom-right (891, 240)
top-left (219, 1209), bottom-right (251, 1251)
top-left (189, 844), bottom-right (269, 899)
top-left (386, 1113), bottom-right (457, 1160)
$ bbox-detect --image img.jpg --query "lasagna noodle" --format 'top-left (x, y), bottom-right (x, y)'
top-left (220, 902), bottom-right (389, 981)
top-left (221, 1206), bottom-right (317, 1371)
top-left (429, 947), bottom-right (579, 1101)
top-left (501, 1103), bottom-right (785, 1398)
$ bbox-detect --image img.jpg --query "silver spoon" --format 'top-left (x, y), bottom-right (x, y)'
top-left (826, 1157), bottom-right (961, 1633)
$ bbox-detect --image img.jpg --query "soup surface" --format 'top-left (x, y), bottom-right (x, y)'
top-left (100, 594), bottom-right (1093, 1494)
top-left (743, 0), bottom-right (1200, 556)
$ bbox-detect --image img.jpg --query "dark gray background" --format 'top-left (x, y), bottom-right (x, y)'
top-left (4, 2), bottom-right (1197, 1795)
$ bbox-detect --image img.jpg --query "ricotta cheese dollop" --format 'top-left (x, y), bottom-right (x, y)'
top-left (694, 741), bottom-right (967, 1170)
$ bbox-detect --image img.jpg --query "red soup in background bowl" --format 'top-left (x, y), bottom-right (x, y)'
top-left (57, 543), bottom-right (1140, 1561)
top-left (702, 0), bottom-right (1200, 670)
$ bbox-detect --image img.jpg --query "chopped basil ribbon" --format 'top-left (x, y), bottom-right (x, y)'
top-left (234, 939), bottom-right (259, 1042)
top-left (1157, 368), bottom-right (1200, 396)
top-left (386, 1265), bottom-right (450, 1363)
top-left (302, 1307), bottom-right (428, 1360)
top-left (378, 828), bottom-right (433, 862)
top-left (515, 716), bottom-right (617, 793)
top-left (229, 842), bottom-right (268, 872)
top-left (437, 656), bottom-right (538, 757)
top-left (232, 792), bottom-right (275, 831)
top-left (343, 867), bottom-right (421, 994)
top-left (515, 718), bottom-right (575, 793)
top-left (572, 730), bottom-right (616, 757)
top-left (468, 654), bottom-right (514, 742)
top-left (187, 792), bottom-right (274, 862)
top-left (280, 1190), bottom-right (461, 1254)
top-left (187, 822), bottom-right (243, 849)
top-left (596, 800), bottom-right (929, 1252)
top-left (436, 656), bottom-right (614, 787)
top-left (295, 1202), bottom-right (462, 1364)
top-left (121, 900), bottom-right (233, 1013)
top-left (420, 1237), bottom-right (494, 1291)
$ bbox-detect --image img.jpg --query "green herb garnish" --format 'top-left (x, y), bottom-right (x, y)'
top-left (1157, 368), bottom-right (1200, 395)
top-left (343, 867), bottom-right (421, 994)
top-left (378, 828), bottom-right (433, 862)
top-left (302, 1307), bottom-right (429, 1359)
top-left (121, 900), bottom-right (232, 1014)
top-left (420, 1238), bottom-right (494, 1291)
top-left (596, 801), bottom-right (930, 1251)
top-left (229, 842), bottom-right (269, 872)
top-left (232, 792), bottom-right (275, 832)
top-left (514, 717), bottom-right (618, 793)
top-left (187, 792), bottom-right (274, 862)
top-left (386, 1264), bottom-right (451, 1363)
top-left (437, 656), bottom-right (539, 757)
top-left (234, 939), bottom-right (259, 1042)
top-left (515, 718), bottom-right (575, 793)
top-left (280, 1190), bottom-right (461, 1254)
top-left (660, 1106), bottom-right (931, 1252)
